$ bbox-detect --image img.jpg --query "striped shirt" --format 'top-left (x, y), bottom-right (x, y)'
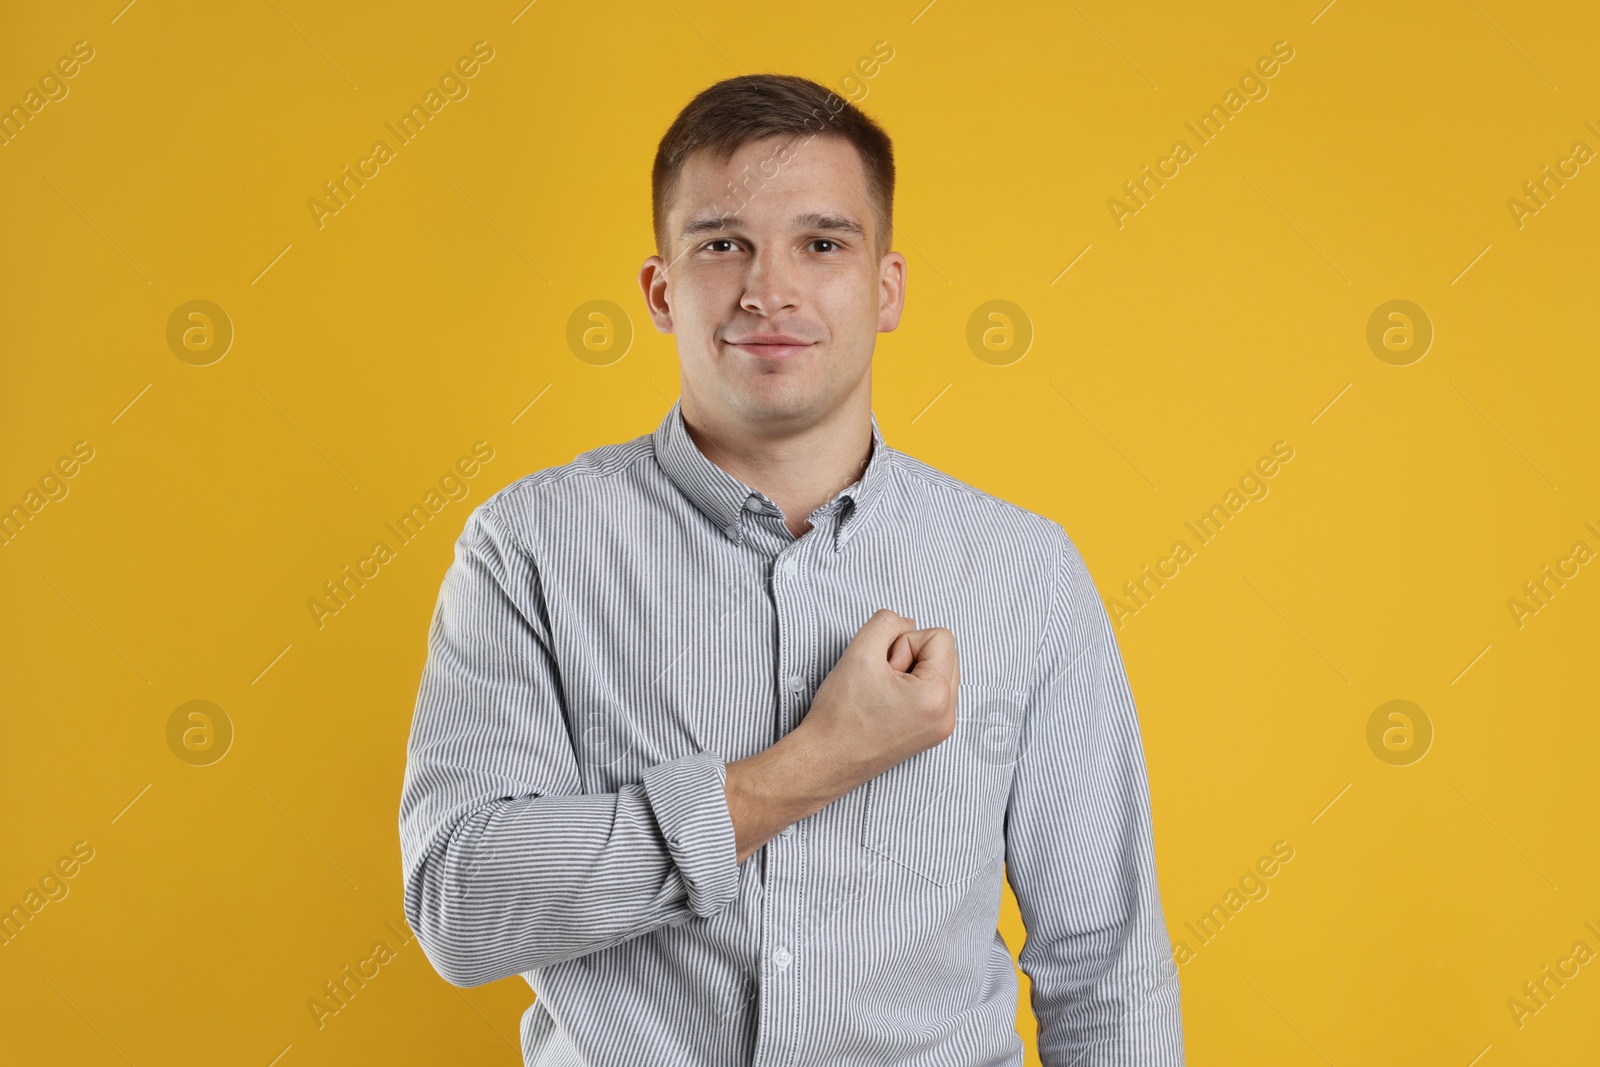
top-left (398, 398), bottom-right (1186, 1065)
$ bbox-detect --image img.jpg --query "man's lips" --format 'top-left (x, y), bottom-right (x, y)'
top-left (725, 335), bottom-right (816, 359)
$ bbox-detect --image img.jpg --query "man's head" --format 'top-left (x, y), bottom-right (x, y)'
top-left (640, 74), bottom-right (906, 436)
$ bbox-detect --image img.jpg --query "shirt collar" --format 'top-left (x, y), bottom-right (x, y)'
top-left (651, 398), bottom-right (893, 553)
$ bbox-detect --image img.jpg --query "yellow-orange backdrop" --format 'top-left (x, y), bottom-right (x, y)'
top-left (3, 1), bottom-right (1596, 1064)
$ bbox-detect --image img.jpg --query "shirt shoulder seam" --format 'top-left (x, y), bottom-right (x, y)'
top-left (477, 436), bottom-right (658, 536)
top-left (888, 451), bottom-right (1055, 529)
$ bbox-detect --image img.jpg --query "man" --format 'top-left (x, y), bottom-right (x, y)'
top-left (399, 74), bottom-right (1185, 1065)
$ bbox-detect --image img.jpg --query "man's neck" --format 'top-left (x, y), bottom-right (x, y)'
top-left (680, 397), bottom-right (873, 540)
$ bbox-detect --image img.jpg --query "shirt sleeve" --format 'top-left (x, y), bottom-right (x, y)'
top-left (398, 499), bottom-right (742, 988)
top-left (1003, 525), bottom-right (1186, 1064)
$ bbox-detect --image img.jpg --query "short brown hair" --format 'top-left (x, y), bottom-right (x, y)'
top-left (651, 74), bottom-right (895, 261)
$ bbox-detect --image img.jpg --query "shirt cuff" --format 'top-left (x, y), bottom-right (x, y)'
top-left (640, 751), bottom-right (740, 918)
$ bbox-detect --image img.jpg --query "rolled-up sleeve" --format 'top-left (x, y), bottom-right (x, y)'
top-left (398, 499), bottom-right (741, 988)
top-left (1003, 525), bottom-right (1186, 1064)
top-left (641, 753), bottom-right (741, 917)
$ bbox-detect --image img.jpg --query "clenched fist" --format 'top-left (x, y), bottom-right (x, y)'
top-left (723, 608), bottom-right (962, 863)
top-left (801, 608), bottom-right (962, 787)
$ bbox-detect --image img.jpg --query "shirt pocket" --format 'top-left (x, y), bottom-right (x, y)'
top-left (859, 683), bottom-right (1025, 887)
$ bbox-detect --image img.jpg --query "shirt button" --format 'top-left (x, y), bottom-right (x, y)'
top-left (779, 823), bottom-right (796, 838)
top-left (772, 945), bottom-right (792, 969)
top-left (743, 497), bottom-right (762, 512)
top-left (778, 557), bottom-right (799, 579)
top-left (787, 673), bottom-right (806, 693)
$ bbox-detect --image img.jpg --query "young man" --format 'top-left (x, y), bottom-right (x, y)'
top-left (399, 74), bottom-right (1185, 1065)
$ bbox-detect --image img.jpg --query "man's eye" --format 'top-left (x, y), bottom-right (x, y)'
top-left (704, 239), bottom-right (738, 253)
top-left (810, 239), bottom-right (839, 253)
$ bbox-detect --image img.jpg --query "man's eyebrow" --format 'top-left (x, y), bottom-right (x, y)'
top-left (790, 211), bottom-right (867, 237)
top-left (679, 211), bottom-right (868, 240)
top-left (679, 215), bottom-right (737, 239)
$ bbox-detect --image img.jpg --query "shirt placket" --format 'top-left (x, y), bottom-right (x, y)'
top-left (747, 500), bottom-right (826, 1067)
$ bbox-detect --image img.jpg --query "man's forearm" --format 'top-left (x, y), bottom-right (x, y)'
top-left (723, 720), bottom-right (869, 864)
top-left (404, 753), bottom-right (739, 986)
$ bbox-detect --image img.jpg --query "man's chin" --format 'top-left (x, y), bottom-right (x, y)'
top-left (724, 381), bottom-right (817, 424)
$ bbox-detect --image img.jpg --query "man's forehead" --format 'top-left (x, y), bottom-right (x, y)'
top-left (676, 135), bottom-right (865, 192)
top-left (681, 133), bottom-right (812, 171)
top-left (671, 137), bottom-right (872, 235)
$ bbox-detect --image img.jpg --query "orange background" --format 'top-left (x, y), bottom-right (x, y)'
top-left (2, 1), bottom-right (1596, 1063)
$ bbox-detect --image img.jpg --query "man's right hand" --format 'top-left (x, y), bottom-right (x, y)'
top-left (723, 608), bottom-right (961, 863)
top-left (801, 608), bottom-right (961, 791)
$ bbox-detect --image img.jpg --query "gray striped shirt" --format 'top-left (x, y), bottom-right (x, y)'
top-left (399, 399), bottom-right (1185, 1065)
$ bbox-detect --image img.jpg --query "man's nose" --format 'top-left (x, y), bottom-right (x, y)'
top-left (740, 247), bottom-right (799, 314)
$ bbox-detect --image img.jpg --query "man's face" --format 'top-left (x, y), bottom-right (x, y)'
top-left (640, 134), bottom-right (906, 433)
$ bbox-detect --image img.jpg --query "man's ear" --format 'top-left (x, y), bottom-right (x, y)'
top-left (877, 250), bottom-right (906, 333)
top-left (639, 256), bottom-right (675, 334)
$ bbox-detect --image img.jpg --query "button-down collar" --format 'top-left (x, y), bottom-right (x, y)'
top-left (651, 398), bottom-right (893, 553)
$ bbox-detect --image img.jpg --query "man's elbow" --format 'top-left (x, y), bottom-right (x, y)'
top-left (417, 935), bottom-right (493, 988)
top-left (403, 853), bottom-right (523, 988)
top-left (429, 953), bottom-right (506, 990)
top-left (411, 899), bottom-right (582, 986)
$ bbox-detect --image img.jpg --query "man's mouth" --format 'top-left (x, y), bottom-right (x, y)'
top-left (725, 334), bottom-right (816, 359)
